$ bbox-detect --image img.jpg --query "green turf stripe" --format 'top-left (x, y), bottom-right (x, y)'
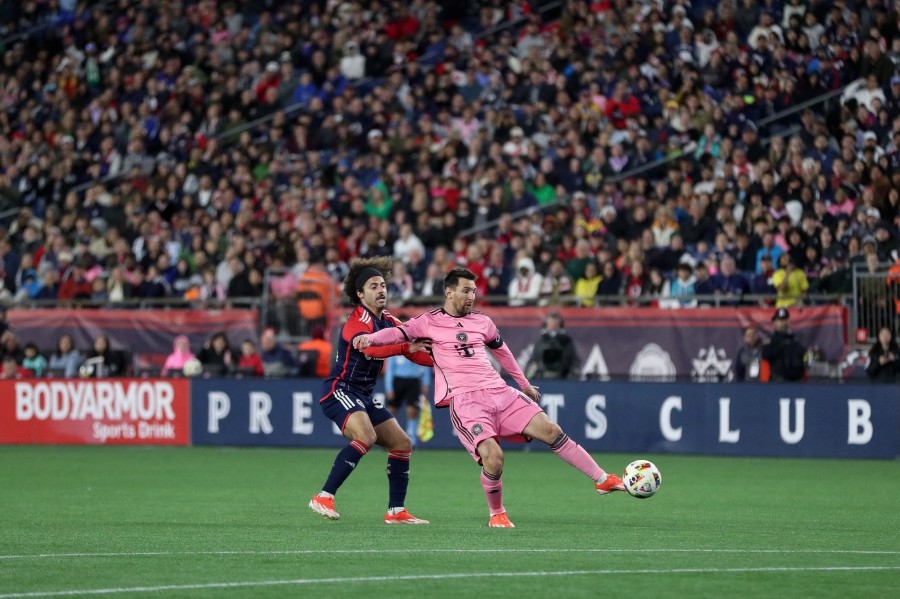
top-left (3, 548), bottom-right (900, 560)
top-left (3, 567), bottom-right (900, 598)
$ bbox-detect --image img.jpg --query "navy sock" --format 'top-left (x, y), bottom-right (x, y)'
top-left (386, 450), bottom-right (411, 509)
top-left (322, 440), bottom-right (369, 495)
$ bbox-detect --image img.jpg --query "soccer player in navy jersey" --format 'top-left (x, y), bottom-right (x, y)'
top-left (309, 257), bottom-right (434, 524)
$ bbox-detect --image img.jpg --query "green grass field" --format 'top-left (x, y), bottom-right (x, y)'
top-left (1, 446), bottom-right (899, 598)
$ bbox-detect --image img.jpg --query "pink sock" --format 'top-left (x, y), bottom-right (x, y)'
top-left (480, 470), bottom-right (505, 516)
top-left (550, 433), bottom-right (604, 481)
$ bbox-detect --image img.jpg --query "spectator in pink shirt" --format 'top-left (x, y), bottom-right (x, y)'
top-left (161, 335), bottom-right (196, 377)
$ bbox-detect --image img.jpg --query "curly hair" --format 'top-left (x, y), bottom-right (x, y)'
top-left (343, 257), bottom-right (393, 304)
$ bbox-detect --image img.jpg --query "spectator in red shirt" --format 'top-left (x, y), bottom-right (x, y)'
top-left (0, 355), bottom-right (30, 379)
top-left (255, 62), bottom-right (282, 103)
top-left (385, 5), bottom-right (418, 41)
top-left (238, 339), bottom-right (265, 377)
top-left (58, 263), bottom-right (94, 301)
top-left (623, 260), bottom-right (648, 304)
top-left (605, 81), bottom-right (641, 130)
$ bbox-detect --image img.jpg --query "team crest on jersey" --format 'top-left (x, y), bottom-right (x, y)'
top-left (456, 332), bottom-right (468, 342)
top-left (471, 424), bottom-right (483, 435)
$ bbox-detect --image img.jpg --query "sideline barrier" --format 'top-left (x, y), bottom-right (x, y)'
top-left (6, 309), bottom-right (260, 367)
top-left (5, 306), bottom-right (846, 379)
top-left (190, 379), bottom-right (899, 459)
top-left (0, 379), bottom-right (190, 445)
top-left (482, 305), bottom-right (847, 379)
top-left (2, 378), bottom-right (895, 458)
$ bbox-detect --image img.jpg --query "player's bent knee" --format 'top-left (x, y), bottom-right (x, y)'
top-left (345, 424), bottom-right (377, 447)
top-left (482, 453), bottom-right (504, 475)
top-left (546, 421), bottom-right (564, 440)
top-left (527, 415), bottom-right (564, 445)
top-left (478, 442), bottom-right (504, 475)
top-left (390, 434), bottom-right (412, 452)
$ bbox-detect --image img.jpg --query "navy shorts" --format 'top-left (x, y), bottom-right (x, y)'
top-left (387, 377), bottom-right (422, 409)
top-left (320, 387), bottom-right (395, 433)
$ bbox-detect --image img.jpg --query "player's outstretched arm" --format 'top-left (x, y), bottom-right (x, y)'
top-left (361, 339), bottom-right (432, 366)
top-left (489, 342), bottom-right (539, 400)
top-left (353, 326), bottom-right (407, 350)
top-left (362, 343), bottom-right (409, 358)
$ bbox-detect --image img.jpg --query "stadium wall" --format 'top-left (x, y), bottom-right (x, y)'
top-left (2, 378), bottom-right (897, 459)
top-left (7, 305), bottom-right (847, 378)
top-left (482, 305), bottom-right (847, 379)
top-left (6, 309), bottom-right (260, 367)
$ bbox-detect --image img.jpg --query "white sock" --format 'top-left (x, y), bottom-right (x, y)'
top-left (387, 506), bottom-right (405, 515)
top-left (318, 491), bottom-right (335, 499)
top-left (596, 473), bottom-right (608, 485)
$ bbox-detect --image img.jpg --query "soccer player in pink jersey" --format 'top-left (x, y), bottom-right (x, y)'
top-left (354, 267), bottom-right (625, 528)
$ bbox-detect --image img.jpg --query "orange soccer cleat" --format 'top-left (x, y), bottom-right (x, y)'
top-left (384, 509), bottom-right (430, 524)
top-left (488, 512), bottom-right (516, 528)
top-left (308, 494), bottom-right (340, 520)
top-left (596, 473), bottom-right (626, 495)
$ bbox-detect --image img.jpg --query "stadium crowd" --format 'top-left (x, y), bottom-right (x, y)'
top-left (0, 0), bottom-right (899, 322)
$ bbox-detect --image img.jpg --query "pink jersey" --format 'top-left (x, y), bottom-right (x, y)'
top-left (366, 308), bottom-right (530, 407)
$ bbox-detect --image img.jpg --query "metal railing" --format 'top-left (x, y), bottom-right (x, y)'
top-left (260, 268), bottom-right (343, 343)
top-left (9, 297), bottom-right (262, 310)
top-left (756, 86), bottom-right (846, 129)
top-left (851, 267), bottom-right (899, 342)
top-left (391, 292), bottom-right (849, 309)
top-left (0, 206), bottom-right (19, 226)
top-left (6, 288), bottom-right (850, 313)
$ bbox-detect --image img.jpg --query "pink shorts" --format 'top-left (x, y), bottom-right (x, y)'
top-left (448, 386), bottom-right (544, 463)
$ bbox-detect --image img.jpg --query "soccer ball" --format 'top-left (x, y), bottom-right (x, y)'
top-left (623, 460), bottom-right (661, 499)
top-left (182, 358), bottom-right (203, 377)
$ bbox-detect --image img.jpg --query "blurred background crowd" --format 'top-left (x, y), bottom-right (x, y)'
top-left (0, 0), bottom-right (899, 319)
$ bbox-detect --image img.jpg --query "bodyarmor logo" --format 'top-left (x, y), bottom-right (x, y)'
top-left (456, 332), bottom-right (468, 342)
top-left (691, 345), bottom-right (733, 382)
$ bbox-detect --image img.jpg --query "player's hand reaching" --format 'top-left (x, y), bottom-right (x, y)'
top-left (353, 334), bottom-right (373, 350)
top-left (522, 385), bottom-right (541, 402)
top-left (409, 338), bottom-right (433, 353)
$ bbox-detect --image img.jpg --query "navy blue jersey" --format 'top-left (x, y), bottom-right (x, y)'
top-left (320, 305), bottom-right (404, 401)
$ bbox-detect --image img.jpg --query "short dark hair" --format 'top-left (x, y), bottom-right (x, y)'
top-left (444, 267), bottom-right (477, 290)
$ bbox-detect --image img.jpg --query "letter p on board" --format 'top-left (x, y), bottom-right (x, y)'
top-left (208, 392), bottom-right (231, 434)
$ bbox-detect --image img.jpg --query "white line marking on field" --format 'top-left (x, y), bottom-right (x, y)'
top-left (1, 567), bottom-right (899, 598)
top-left (1, 548), bottom-right (899, 560)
